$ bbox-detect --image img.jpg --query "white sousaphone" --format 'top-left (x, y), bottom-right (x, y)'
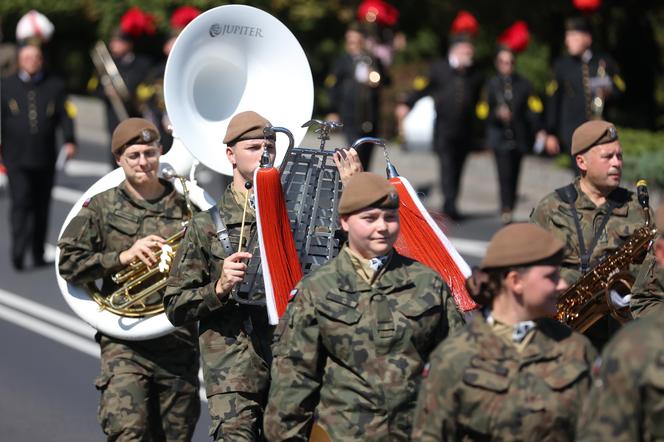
top-left (55, 4), bottom-right (314, 340)
top-left (164, 4), bottom-right (314, 176)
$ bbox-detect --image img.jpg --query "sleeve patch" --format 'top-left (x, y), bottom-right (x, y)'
top-left (64, 100), bottom-right (77, 119)
top-left (528, 96), bottom-right (543, 113)
top-left (476, 101), bottom-right (489, 120)
top-left (288, 288), bottom-right (298, 301)
top-left (413, 75), bottom-right (429, 91)
top-left (613, 74), bottom-right (626, 92)
top-left (82, 197), bottom-right (91, 208)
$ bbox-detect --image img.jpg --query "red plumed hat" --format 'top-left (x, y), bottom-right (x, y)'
top-left (120, 7), bottom-right (156, 38)
top-left (573, 0), bottom-right (602, 13)
top-left (497, 21), bottom-right (530, 54)
top-left (450, 10), bottom-right (479, 37)
top-left (357, 0), bottom-right (399, 27)
top-left (170, 6), bottom-right (201, 30)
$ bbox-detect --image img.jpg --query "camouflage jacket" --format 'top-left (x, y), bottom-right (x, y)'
top-left (264, 249), bottom-right (464, 441)
top-left (57, 180), bottom-right (197, 355)
top-left (411, 313), bottom-right (597, 441)
top-left (630, 251), bottom-right (664, 318)
top-left (576, 312), bottom-right (664, 441)
top-left (164, 184), bottom-right (272, 397)
top-left (531, 178), bottom-right (648, 284)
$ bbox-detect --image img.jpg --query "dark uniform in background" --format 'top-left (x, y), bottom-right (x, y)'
top-left (58, 119), bottom-right (200, 441)
top-left (327, 26), bottom-right (389, 170)
top-left (484, 71), bottom-right (542, 222)
top-left (404, 45), bottom-right (483, 220)
top-left (546, 17), bottom-right (624, 156)
top-left (1, 45), bottom-right (75, 270)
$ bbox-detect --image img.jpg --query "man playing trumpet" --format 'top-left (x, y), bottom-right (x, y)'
top-left (58, 118), bottom-right (200, 441)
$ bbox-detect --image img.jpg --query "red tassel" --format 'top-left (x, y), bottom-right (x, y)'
top-left (390, 177), bottom-right (478, 312)
top-left (254, 167), bottom-right (303, 324)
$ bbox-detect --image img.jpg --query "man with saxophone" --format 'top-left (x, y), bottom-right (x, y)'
top-left (576, 204), bottom-right (664, 441)
top-left (58, 118), bottom-right (200, 441)
top-left (531, 120), bottom-right (649, 348)
top-left (164, 111), bottom-right (362, 440)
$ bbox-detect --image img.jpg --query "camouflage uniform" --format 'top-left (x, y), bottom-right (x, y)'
top-left (164, 184), bottom-right (272, 441)
top-left (264, 247), bottom-right (464, 441)
top-left (412, 313), bottom-right (596, 441)
top-left (630, 251), bottom-right (664, 318)
top-left (58, 180), bottom-right (200, 442)
top-left (576, 312), bottom-right (664, 441)
top-left (531, 178), bottom-right (649, 347)
top-left (531, 177), bottom-right (648, 286)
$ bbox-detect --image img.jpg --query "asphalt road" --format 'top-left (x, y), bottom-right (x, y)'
top-left (0, 96), bottom-right (516, 441)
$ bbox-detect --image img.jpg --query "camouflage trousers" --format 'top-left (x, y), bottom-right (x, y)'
top-left (208, 391), bottom-right (266, 441)
top-left (95, 340), bottom-right (200, 442)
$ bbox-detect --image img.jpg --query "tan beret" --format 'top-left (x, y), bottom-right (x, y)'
top-left (571, 120), bottom-right (619, 156)
top-left (480, 223), bottom-right (564, 270)
top-left (338, 172), bottom-right (399, 215)
top-left (223, 111), bottom-right (275, 145)
top-left (111, 118), bottom-right (160, 156)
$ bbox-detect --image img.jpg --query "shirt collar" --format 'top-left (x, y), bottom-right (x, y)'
top-left (485, 309), bottom-right (537, 343)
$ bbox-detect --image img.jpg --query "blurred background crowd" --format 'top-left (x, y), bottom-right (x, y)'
top-left (0, 0), bottom-right (663, 194)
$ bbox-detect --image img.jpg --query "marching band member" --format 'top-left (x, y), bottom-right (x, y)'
top-left (164, 111), bottom-right (363, 440)
top-left (264, 172), bottom-right (464, 441)
top-left (412, 223), bottom-right (596, 441)
top-left (58, 118), bottom-right (200, 441)
top-left (2, 37), bottom-right (76, 270)
top-left (164, 111), bottom-right (277, 441)
top-left (544, 16), bottom-right (624, 157)
top-left (395, 10), bottom-right (484, 221)
top-left (577, 204), bottom-right (664, 441)
top-left (530, 120), bottom-right (648, 348)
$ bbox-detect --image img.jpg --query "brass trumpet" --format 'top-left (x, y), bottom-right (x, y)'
top-left (86, 227), bottom-right (186, 318)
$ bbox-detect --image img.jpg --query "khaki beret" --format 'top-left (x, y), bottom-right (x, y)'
top-left (338, 172), bottom-right (399, 215)
top-left (480, 223), bottom-right (564, 270)
top-left (111, 118), bottom-right (160, 156)
top-left (223, 111), bottom-right (275, 145)
top-left (571, 120), bottom-right (619, 156)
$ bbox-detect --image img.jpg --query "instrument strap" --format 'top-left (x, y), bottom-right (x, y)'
top-left (208, 207), bottom-right (234, 256)
top-left (556, 184), bottom-right (617, 273)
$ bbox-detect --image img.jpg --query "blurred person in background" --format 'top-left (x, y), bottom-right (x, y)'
top-left (137, 6), bottom-right (201, 153)
top-left (396, 10), bottom-right (484, 221)
top-left (91, 7), bottom-right (152, 166)
top-left (1, 21), bottom-right (76, 270)
top-left (326, 23), bottom-right (390, 170)
top-left (545, 15), bottom-right (624, 158)
top-left (481, 21), bottom-right (545, 224)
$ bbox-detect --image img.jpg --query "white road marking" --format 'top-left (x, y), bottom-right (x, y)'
top-left (450, 237), bottom-right (488, 258)
top-left (0, 302), bottom-right (99, 357)
top-left (0, 288), bottom-right (94, 338)
top-left (0, 287), bottom-right (207, 401)
top-left (52, 185), bottom-right (84, 205)
top-left (64, 159), bottom-right (112, 177)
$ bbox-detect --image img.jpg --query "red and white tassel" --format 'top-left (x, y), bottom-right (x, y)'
top-left (390, 176), bottom-right (478, 312)
top-left (254, 167), bottom-right (303, 324)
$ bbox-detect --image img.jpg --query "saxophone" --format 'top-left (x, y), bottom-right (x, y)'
top-left (556, 181), bottom-right (657, 332)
